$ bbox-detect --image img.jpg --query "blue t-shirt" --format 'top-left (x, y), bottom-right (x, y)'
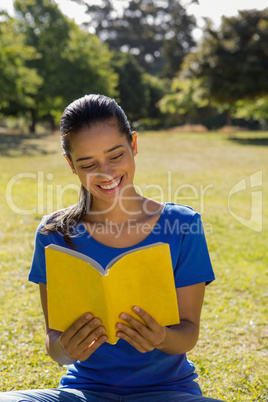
top-left (29, 203), bottom-right (215, 395)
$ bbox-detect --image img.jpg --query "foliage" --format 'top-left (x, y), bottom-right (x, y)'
top-left (142, 74), bottom-right (167, 120)
top-left (13, 0), bottom-right (118, 131)
top-left (110, 52), bottom-right (167, 125)
top-left (1, 3), bottom-right (268, 130)
top-left (159, 0), bottom-right (197, 78)
top-left (232, 96), bottom-right (268, 128)
top-left (0, 13), bottom-right (42, 115)
top-left (111, 52), bottom-right (148, 123)
top-left (158, 76), bottom-right (209, 123)
top-left (183, 9), bottom-right (268, 104)
top-left (56, 25), bottom-right (118, 118)
top-left (81, 0), bottom-right (197, 77)
top-left (159, 8), bottom-right (268, 126)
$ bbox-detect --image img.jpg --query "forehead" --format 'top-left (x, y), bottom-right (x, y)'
top-left (69, 121), bottom-right (128, 156)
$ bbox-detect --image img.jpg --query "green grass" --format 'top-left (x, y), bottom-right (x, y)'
top-left (0, 130), bottom-right (267, 400)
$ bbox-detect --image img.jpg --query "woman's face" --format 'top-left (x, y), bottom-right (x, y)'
top-left (66, 120), bottom-right (138, 210)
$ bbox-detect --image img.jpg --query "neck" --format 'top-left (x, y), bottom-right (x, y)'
top-left (87, 191), bottom-right (145, 224)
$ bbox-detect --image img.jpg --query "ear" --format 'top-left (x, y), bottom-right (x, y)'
top-left (63, 154), bottom-right (77, 175)
top-left (131, 131), bottom-right (138, 156)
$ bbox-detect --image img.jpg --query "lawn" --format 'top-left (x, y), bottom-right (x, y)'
top-left (0, 129), bottom-right (267, 401)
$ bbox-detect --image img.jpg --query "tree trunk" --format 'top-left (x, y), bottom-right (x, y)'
top-left (29, 109), bottom-right (37, 133)
top-left (226, 111), bottom-right (232, 126)
top-left (185, 114), bottom-right (193, 125)
top-left (46, 114), bottom-right (57, 132)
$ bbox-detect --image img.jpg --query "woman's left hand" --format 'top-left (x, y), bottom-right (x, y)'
top-left (115, 306), bottom-right (167, 352)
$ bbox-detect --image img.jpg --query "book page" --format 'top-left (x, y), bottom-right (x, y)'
top-left (46, 247), bottom-right (108, 332)
top-left (104, 243), bottom-right (180, 344)
top-left (47, 244), bottom-right (105, 275)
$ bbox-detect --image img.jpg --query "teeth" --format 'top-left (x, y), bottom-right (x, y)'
top-left (99, 177), bottom-right (121, 190)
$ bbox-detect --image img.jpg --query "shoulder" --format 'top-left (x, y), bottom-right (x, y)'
top-left (34, 207), bottom-right (86, 249)
top-left (34, 214), bottom-right (55, 243)
top-left (34, 210), bottom-right (65, 240)
top-left (33, 214), bottom-right (67, 252)
top-left (163, 202), bottom-right (200, 220)
top-left (34, 214), bottom-right (52, 233)
top-left (161, 203), bottom-right (203, 235)
top-left (36, 205), bottom-right (75, 232)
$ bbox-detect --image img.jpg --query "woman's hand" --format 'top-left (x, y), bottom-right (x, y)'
top-left (58, 313), bottom-right (107, 362)
top-left (46, 313), bottom-right (107, 364)
top-left (115, 284), bottom-right (206, 355)
top-left (115, 306), bottom-right (167, 353)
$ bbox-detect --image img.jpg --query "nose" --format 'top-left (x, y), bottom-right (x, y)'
top-left (96, 162), bottom-right (115, 181)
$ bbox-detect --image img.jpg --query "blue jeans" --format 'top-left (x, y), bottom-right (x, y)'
top-left (0, 389), bottom-right (224, 401)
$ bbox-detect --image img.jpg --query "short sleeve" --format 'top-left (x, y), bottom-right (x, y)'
top-left (174, 213), bottom-right (215, 288)
top-left (28, 219), bottom-right (52, 284)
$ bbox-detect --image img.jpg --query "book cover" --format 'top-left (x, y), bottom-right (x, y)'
top-left (45, 242), bottom-right (180, 344)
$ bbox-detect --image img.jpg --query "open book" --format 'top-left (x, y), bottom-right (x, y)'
top-left (45, 242), bottom-right (180, 344)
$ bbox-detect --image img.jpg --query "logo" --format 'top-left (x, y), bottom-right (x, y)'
top-left (228, 170), bottom-right (263, 232)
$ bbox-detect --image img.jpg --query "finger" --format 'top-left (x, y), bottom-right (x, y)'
top-left (119, 312), bottom-right (152, 338)
top-left (61, 323), bottom-right (107, 360)
top-left (116, 322), bottom-right (154, 351)
top-left (61, 317), bottom-right (104, 357)
top-left (77, 324), bottom-right (106, 352)
top-left (77, 334), bottom-right (108, 362)
top-left (119, 309), bottom-right (166, 347)
top-left (60, 313), bottom-right (93, 344)
top-left (69, 317), bottom-right (102, 346)
top-left (132, 306), bottom-right (160, 330)
top-left (116, 328), bottom-right (152, 353)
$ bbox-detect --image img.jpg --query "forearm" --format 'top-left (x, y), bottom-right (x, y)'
top-left (156, 320), bottom-right (200, 355)
top-left (46, 330), bottom-right (77, 365)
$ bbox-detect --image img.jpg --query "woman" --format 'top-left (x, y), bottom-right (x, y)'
top-left (0, 95), bottom-right (223, 401)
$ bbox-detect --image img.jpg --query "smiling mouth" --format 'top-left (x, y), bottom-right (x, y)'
top-left (98, 176), bottom-right (123, 190)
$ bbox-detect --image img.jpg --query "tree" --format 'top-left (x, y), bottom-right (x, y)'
top-left (0, 13), bottom-right (42, 117)
top-left (158, 77), bottom-right (205, 123)
top-left (81, 0), bottom-right (197, 77)
top-left (160, 0), bottom-right (197, 78)
top-left (184, 9), bottom-right (268, 104)
top-left (47, 24), bottom-right (118, 126)
top-left (233, 96), bottom-right (268, 128)
top-left (173, 9), bottom-right (268, 125)
top-left (14, 0), bottom-right (118, 131)
top-left (142, 73), bottom-right (167, 127)
top-left (111, 52), bottom-right (149, 123)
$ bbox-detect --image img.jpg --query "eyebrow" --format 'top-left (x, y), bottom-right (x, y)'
top-left (75, 145), bottom-right (124, 162)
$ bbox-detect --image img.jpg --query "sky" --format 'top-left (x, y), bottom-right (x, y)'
top-left (1, 0), bottom-right (268, 40)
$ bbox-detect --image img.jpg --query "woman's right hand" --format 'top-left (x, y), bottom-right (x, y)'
top-left (40, 284), bottom-right (107, 364)
top-left (57, 313), bottom-right (107, 362)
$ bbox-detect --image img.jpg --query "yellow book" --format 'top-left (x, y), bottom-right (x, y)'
top-left (45, 242), bottom-right (180, 345)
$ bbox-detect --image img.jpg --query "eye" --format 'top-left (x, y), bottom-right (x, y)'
top-left (110, 152), bottom-right (123, 161)
top-left (81, 164), bottom-right (96, 170)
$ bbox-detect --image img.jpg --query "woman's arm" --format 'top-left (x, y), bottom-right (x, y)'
top-left (39, 283), bottom-right (107, 364)
top-left (115, 283), bottom-right (205, 354)
top-left (157, 282), bottom-right (205, 354)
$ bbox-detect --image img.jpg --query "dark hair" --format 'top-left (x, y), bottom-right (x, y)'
top-left (61, 94), bottom-right (132, 159)
top-left (41, 94), bottom-right (132, 247)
